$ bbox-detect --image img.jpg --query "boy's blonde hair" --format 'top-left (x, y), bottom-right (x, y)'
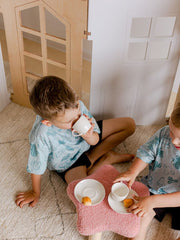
top-left (29, 76), bottom-right (79, 120)
top-left (171, 103), bottom-right (180, 128)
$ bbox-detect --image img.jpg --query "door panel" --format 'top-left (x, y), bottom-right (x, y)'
top-left (16, 1), bottom-right (70, 97)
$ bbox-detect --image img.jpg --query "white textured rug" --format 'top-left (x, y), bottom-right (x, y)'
top-left (0, 102), bottom-right (180, 240)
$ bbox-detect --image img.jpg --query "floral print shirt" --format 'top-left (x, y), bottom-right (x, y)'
top-left (137, 126), bottom-right (180, 194)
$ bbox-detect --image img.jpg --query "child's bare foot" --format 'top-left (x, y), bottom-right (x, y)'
top-left (88, 151), bottom-right (134, 175)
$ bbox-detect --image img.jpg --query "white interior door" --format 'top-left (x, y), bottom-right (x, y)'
top-left (88, 0), bottom-right (180, 125)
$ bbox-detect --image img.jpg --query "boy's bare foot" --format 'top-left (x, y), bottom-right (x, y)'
top-left (87, 151), bottom-right (134, 175)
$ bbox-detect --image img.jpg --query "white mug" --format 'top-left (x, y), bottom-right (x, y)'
top-left (72, 115), bottom-right (91, 137)
top-left (110, 182), bottom-right (129, 201)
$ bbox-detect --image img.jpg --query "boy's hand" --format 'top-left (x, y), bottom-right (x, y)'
top-left (81, 115), bottom-right (99, 145)
top-left (82, 114), bottom-right (95, 136)
top-left (128, 195), bottom-right (155, 217)
top-left (82, 122), bottom-right (95, 138)
top-left (113, 170), bottom-right (137, 188)
top-left (15, 190), bottom-right (40, 208)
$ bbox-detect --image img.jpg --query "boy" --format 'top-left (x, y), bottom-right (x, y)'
top-left (16, 76), bottom-right (135, 208)
top-left (114, 104), bottom-right (180, 240)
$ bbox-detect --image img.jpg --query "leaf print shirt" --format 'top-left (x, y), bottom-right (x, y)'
top-left (137, 126), bottom-right (180, 194)
top-left (27, 101), bottom-right (100, 175)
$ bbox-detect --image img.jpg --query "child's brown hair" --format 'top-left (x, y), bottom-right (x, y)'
top-left (29, 76), bottom-right (79, 120)
top-left (171, 103), bottom-right (180, 128)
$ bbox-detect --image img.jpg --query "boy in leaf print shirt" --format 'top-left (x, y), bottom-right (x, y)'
top-left (15, 76), bottom-right (135, 208)
top-left (114, 104), bottom-right (180, 240)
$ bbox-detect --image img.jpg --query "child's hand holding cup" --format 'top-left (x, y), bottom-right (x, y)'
top-left (72, 115), bottom-right (92, 137)
top-left (110, 182), bottom-right (129, 201)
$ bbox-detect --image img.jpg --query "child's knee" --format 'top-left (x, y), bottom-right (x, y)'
top-left (126, 117), bottom-right (136, 135)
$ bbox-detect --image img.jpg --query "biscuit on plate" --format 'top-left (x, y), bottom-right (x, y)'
top-left (82, 196), bottom-right (92, 206)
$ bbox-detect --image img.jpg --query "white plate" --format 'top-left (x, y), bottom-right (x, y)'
top-left (74, 179), bottom-right (105, 206)
top-left (108, 189), bottom-right (138, 214)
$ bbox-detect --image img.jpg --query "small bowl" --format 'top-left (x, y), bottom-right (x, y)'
top-left (111, 182), bottom-right (129, 201)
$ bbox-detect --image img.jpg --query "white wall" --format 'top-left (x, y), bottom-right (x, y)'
top-left (88, 0), bottom-right (180, 125)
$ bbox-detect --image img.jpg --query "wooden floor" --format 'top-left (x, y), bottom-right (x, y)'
top-left (0, 28), bottom-right (91, 107)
